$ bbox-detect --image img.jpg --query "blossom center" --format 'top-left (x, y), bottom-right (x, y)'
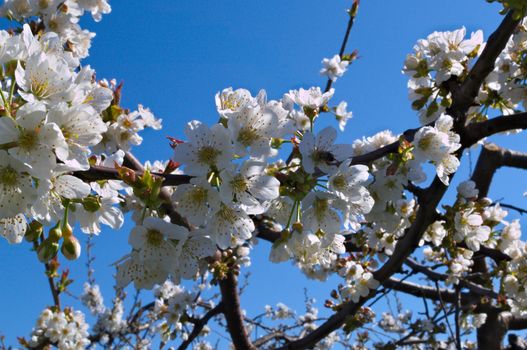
top-left (230, 174), bottom-right (248, 193)
top-left (0, 166), bottom-right (18, 187)
top-left (418, 134), bottom-right (432, 152)
top-left (237, 127), bottom-right (259, 147)
top-left (222, 98), bottom-right (241, 111)
top-left (190, 187), bottom-right (208, 203)
top-left (61, 126), bottom-right (78, 141)
top-left (217, 204), bottom-right (236, 224)
top-left (31, 76), bottom-right (51, 98)
top-left (146, 229), bottom-right (164, 247)
top-left (18, 129), bottom-right (39, 151)
top-left (331, 175), bottom-right (347, 191)
top-left (197, 146), bottom-right (220, 166)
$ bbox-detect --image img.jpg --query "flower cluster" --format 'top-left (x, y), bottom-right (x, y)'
top-left (420, 181), bottom-right (527, 288)
top-left (152, 281), bottom-right (198, 342)
top-left (110, 83), bottom-right (377, 297)
top-left (0, 9), bottom-right (160, 271)
top-left (1, 0), bottom-right (110, 59)
top-left (404, 27), bottom-right (484, 124)
top-left (412, 114), bottom-right (461, 185)
top-left (347, 130), bottom-right (421, 258)
top-left (480, 18), bottom-right (527, 116)
top-left (338, 259), bottom-right (379, 302)
top-left (23, 307), bottom-right (90, 350)
top-left (81, 283), bottom-right (128, 342)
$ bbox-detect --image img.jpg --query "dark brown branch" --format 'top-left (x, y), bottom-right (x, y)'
top-left (471, 143), bottom-right (506, 197)
top-left (508, 315), bottom-right (527, 330)
top-left (219, 272), bottom-right (256, 350)
top-left (476, 245), bottom-right (512, 263)
top-left (253, 331), bottom-right (293, 348)
top-left (469, 141), bottom-right (527, 348)
top-left (498, 203), bottom-right (527, 215)
top-left (405, 259), bottom-right (499, 299)
top-left (324, 0), bottom-right (358, 93)
top-left (74, 164), bottom-right (192, 187)
top-left (471, 142), bottom-right (527, 197)
top-left (33, 239), bottom-right (61, 309)
top-left (477, 310), bottom-right (509, 350)
top-left (44, 261), bottom-right (61, 309)
top-left (349, 127), bottom-right (420, 166)
top-left (454, 286), bottom-right (462, 350)
top-left (383, 278), bottom-right (469, 304)
top-left (74, 111), bottom-right (527, 193)
top-left (177, 302), bottom-right (225, 350)
top-left (463, 112), bottom-right (527, 147)
top-left (254, 217), bottom-right (282, 243)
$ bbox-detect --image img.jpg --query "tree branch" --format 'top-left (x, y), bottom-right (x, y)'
top-left (463, 112), bottom-right (527, 147)
top-left (325, 0), bottom-right (358, 93)
top-left (218, 272), bottom-right (256, 350)
top-left (177, 302), bottom-right (225, 350)
top-left (74, 164), bottom-right (191, 187)
top-left (405, 258), bottom-right (499, 299)
top-left (383, 278), bottom-right (478, 305)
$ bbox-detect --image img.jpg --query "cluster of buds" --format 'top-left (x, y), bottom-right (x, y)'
top-left (26, 219), bottom-right (81, 262)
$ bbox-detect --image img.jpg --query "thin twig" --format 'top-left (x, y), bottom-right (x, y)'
top-left (177, 302), bottom-right (225, 350)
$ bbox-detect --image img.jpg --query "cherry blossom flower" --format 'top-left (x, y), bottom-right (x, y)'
top-left (299, 126), bottom-right (353, 174)
top-left (219, 160), bottom-right (280, 215)
top-left (173, 121), bottom-right (234, 176)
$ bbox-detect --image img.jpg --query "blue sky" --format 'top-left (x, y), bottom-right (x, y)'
top-left (1, 0), bottom-right (527, 346)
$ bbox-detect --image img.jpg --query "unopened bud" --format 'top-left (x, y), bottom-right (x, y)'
top-left (164, 159), bottom-right (180, 174)
top-left (38, 239), bottom-right (59, 263)
top-left (292, 222), bottom-right (303, 233)
top-left (331, 289), bottom-right (339, 299)
top-left (117, 166), bottom-right (137, 185)
top-left (61, 235), bottom-right (81, 260)
top-left (270, 138), bottom-right (284, 149)
top-left (62, 223), bottom-right (73, 238)
top-left (48, 221), bottom-right (62, 242)
top-left (25, 221), bottom-right (43, 242)
top-left (236, 246), bottom-right (250, 257)
top-left (349, 0), bottom-right (360, 17)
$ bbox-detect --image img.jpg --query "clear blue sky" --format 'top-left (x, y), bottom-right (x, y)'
top-left (1, 0), bottom-right (526, 345)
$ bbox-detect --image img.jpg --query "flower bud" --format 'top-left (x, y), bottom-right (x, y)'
top-left (48, 221), bottom-right (62, 242)
top-left (38, 239), bottom-right (59, 263)
top-left (117, 166), bottom-right (137, 185)
top-left (61, 235), bottom-right (81, 260)
top-left (270, 138), bottom-right (284, 149)
top-left (24, 221), bottom-right (43, 242)
top-left (292, 222), bottom-right (303, 233)
top-left (62, 223), bottom-right (73, 238)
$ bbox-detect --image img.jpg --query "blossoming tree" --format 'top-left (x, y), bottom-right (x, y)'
top-left (1, 0), bottom-right (527, 349)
